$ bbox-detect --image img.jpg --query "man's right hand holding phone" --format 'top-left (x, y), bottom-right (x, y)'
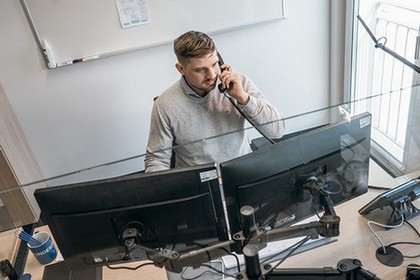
top-left (217, 54), bottom-right (250, 105)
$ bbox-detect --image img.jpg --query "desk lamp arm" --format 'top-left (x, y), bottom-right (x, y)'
top-left (357, 15), bottom-right (420, 74)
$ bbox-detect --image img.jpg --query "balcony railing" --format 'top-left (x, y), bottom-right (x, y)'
top-left (354, 0), bottom-right (419, 168)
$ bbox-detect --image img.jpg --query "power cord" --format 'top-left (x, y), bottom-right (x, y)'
top-left (180, 260), bottom-right (237, 280)
top-left (104, 259), bottom-right (155, 270)
top-left (367, 214), bottom-right (404, 254)
top-left (269, 236), bottom-right (311, 271)
top-left (366, 214), bottom-right (420, 267)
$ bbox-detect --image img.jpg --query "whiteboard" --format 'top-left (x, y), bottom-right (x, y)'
top-left (21, 0), bottom-right (285, 68)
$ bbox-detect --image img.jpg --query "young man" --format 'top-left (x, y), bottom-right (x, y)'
top-left (144, 31), bottom-right (285, 172)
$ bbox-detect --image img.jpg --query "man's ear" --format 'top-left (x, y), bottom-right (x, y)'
top-left (175, 62), bottom-right (185, 75)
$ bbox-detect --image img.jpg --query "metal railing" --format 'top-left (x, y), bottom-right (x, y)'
top-left (354, 1), bottom-right (419, 164)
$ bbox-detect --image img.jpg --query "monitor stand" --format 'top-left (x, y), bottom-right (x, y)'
top-left (42, 261), bottom-right (102, 280)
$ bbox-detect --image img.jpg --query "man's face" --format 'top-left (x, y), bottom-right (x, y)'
top-left (176, 51), bottom-right (220, 96)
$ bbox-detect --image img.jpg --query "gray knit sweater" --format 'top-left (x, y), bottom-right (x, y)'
top-left (144, 74), bottom-right (285, 172)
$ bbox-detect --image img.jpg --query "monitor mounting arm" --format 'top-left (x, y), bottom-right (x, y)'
top-left (231, 189), bottom-right (340, 279)
top-left (267, 258), bottom-right (381, 280)
top-left (148, 190), bottom-right (341, 277)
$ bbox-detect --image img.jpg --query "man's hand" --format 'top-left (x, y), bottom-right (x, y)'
top-left (219, 64), bottom-right (250, 105)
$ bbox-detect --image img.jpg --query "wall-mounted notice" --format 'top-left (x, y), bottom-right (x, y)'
top-left (115, 0), bottom-right (151, 29)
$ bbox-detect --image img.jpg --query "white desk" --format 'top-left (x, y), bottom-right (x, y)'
top-left (278, 187), bottom-right (419, 279)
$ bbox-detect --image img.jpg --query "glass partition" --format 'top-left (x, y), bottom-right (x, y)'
top-left (2, 85), bottom-right (420, 225)
top-left (0, 84), bottom-right (419, 273)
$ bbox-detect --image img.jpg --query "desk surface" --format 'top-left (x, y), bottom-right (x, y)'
top-left (279, 188), bottom-right (420, 279)
top-left (22, 164), bottom-right (420, 279)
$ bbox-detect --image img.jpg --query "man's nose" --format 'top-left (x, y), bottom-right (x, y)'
top-left (209, 67), bottom-right (218, 79)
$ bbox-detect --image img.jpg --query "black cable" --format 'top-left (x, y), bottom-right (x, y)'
top-left (264, 235), bottom-right (310, 263)
top-left (269, 236), bottom-right (311, 271)
top-left (223, 92), bottom-right (276, 145)
top-left (175, 243), bottom-right (240, 280)
top-left (192, 242), bottom-right (241, 272)
top-left (105, 260), bottom-right (155, 270)
top-left (409, 201), bottom-right (420, 212)
top-left (405, 220), bottom-right (420, 237)
top-left (201, 263), bottom-right (237, 278)
top-left (368, 185), bottom-right (391, 191)
top-left (385, 242), bottom-right (420, 258)
top-left (219, 249), bottom-right (241, 272)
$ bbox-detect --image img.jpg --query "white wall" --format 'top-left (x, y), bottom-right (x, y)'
top-left (0, 0), bottom-right (331, 185)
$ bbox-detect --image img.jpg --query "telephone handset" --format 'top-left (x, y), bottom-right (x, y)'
top-left (217, 52), bottom-right (227, 93)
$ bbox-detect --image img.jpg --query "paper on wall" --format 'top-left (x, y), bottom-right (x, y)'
top-left (115, 0), bottom-right (151, 28)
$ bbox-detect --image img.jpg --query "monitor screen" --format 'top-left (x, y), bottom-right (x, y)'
top-left (219, 112), bottom-right (372, 237)
top-left (34, 163), bottom-right (228, 270)
top-left (358, 178), bottom-right (420, 225)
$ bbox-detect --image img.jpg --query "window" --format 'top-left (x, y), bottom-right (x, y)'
top-left (350, 0), bottom-right (420, 176)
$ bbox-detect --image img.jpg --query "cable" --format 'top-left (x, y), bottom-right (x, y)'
top-left (368, 185), bottom-right (392, 191)
top-left (367, 214), bottom-right (404, 254)
top-left (221, 252), bottom-right (241, 273)
top-left (385, 241), bottom-right (420, 258)
top-left (269, 236), bottom-right (311, 271)
top-left (222, 92), bottom-right (276, 145)
top-left (264, 235), bottom-right (311, 263)
top-left (202, 263), bottom-right (237, 278)
top-left (319, 180), bottom-right (343, 195)
top-left (410, 201), bottom-right (420, 212)
top-left (218, 248), bottom-right (240, 273)
top-left (367, 214), bottom-right (409, 266)
top-left (105, 260), bottom-right (155, 270)
top-left (192, 242), bottom-right (241, 272)
top-left (180, 265), bottom-right (220, 280)
top-left (213, 246), bottom-right (240, 273)
top-left (180, 262), bottom-right (236, 280)
top-left (405, 220), bottom-right (420, 237)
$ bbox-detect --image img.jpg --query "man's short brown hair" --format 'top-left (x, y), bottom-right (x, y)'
top-left (173, 31), bottom-right (216, 62)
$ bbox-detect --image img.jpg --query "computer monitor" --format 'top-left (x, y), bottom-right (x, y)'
top-left (219, 112), bottom-right (372, 237)
top-left (34, 163), bottom-right (228, 270)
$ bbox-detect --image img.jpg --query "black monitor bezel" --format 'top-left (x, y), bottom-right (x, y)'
top-left (220, 112), bottom-right (372, 237)
top-left (34, 163), bottom-right (228, 269)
